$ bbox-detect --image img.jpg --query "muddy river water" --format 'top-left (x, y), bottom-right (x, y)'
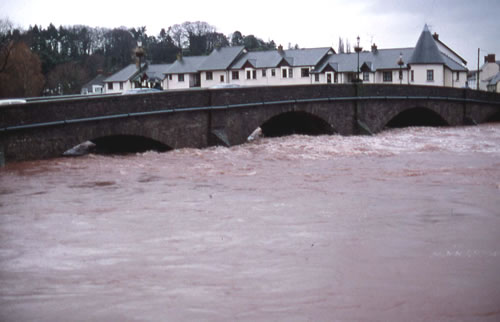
top-left (1, 124), bottom-right (500, 321)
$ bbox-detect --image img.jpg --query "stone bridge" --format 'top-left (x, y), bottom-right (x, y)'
top-left (1, 84), bottom-right (499, 164)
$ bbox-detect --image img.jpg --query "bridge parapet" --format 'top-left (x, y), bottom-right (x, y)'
top-left (1, 84), bottom-right (499, 163)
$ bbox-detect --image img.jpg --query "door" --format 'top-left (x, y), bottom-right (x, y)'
top-left (326, 72), bottom-right (333, 84)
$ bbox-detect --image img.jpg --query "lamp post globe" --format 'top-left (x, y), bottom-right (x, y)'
top-left (354, 36), bottom-right (363, 82)
top-left (397, 52), bottom-right (404, 85)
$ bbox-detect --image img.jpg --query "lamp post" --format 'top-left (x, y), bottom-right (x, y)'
top-left (397, 52), bottom-right (404, 85)
top-left (354, 36), bottom-right (363, 83)
top-left (135, 40), bottom-right (145, 88)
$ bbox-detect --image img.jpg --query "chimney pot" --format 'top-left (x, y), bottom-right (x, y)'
top-left (278, 44), bottom-right (284, 54)
top-left (371, 43), bottom-right (378, 53)
top-left (433, 32), bottom-right (439, 40)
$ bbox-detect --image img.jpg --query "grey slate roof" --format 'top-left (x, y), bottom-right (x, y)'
top-left (144, 64), bottom-right (172, 80)
top-left (313, 44), bottom-right (465, 73)
top-left (167, 56), bottom-right (207, 74)
top-left (408, 24), bottom-right (445, 65)
top-left (198, 46), bottom-right (245, 71)
top-left (104, 64), bottom-right (143, 82)
top-left (81, 74), bottom-right (107, 91)
top-left (230, 51), bottom-right (282, 69)
top-left (315, 48), bottom-right (413, 73)
top-left (230, 47), bottom-right (334, 70)
top-left (441, 54), bottom-right (467, 71)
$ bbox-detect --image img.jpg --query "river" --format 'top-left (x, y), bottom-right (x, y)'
top-left (1, 124), bottom-right (500, 321)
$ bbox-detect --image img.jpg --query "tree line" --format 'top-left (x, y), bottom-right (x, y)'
top-left (0, 19), bottom-right (278, 98)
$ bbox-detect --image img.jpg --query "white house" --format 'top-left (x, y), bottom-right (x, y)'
top-left (81, 73), bottom-right (107, 95)
top-left (197, 46), bottom-right (247, 88)
top-left (105, 25), bottom-right (468, 91)
top-left (163, 55), bottom-right (206, 90)
top-left (103, 64), bottom-right (142, 94)
top-left (406, 25), bottom-right (467, 88)
top-left (228, 46), bottom-right (335, 87)
top-left (470, 54), bottom-right (500, 92)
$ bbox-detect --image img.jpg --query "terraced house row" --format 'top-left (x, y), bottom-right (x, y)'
top-left (94, 25), bottom-right (468, 94)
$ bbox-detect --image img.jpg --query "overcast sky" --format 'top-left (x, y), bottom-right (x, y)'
top-left (2, 0), bottom-right (499, 68)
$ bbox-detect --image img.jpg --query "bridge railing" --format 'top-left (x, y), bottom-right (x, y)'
top-left (0, 85), bottom-right (500, 133)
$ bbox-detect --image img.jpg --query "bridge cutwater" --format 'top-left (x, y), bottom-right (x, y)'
top-left (1, 84), bottom-right (499, 164)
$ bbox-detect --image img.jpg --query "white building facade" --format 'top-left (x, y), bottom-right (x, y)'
top-left (101, 25), bottom-right (469, 93)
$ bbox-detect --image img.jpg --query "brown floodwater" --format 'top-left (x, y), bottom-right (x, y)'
top-left (1, 124), bottom-right (500, 321)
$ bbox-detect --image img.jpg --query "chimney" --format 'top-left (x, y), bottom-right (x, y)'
top-left (484, 54), bottom-right (496, 63)
top-left (432, 32), bottom-right (439, 40)
top-left (176, 52), bottom-right (183, 61)
top-left (371, 43), bottom-right (378, 53)
top-left (277, 44), bottom-right (284, 54)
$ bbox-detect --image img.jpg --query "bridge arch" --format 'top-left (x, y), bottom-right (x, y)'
top-left (259, 111), bottom-right (336, 137)
top-left (378, 106), bottom-right (450, 130)
top-left (60, 121), bottom-right (176, 157)
top-left (385, 107), bottom-right (448, 128)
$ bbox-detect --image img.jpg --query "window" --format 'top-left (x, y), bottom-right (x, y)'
top-left (252, 70), bottom-right (257, 79)
top-left (383, 71), bottom-right (393, 82)
top-left (119, 82), bottom-right (124, 90)
top-left (282, 68), bottom-right (287, 78)
top-left (178, 74), bottom-right (184, 82)
top-left (427, 69), bottom-right (434, 81)
top-left (334, 73), bottom-right (338, 83)
top-left (232, 71), bottom-right (239, 80)
top-left (301, 68), bottom-right (310, 77)
top-left (271, 69), bottom-right (276, 77)
top-left (314, 74), bottom-right (319, 82)
top-left (168, 75), bottom-right (173, 80)
top-left (108, 83), bottom-right (113, 90)
top-left (206, 72), bottom-right (213, 81)
top-left (246, 70), bottom-right (251, 80)
top-left (363, 72), bottom-right (369, 82)
top-left (411, 70), bottom-right (414, 82)
top-left (262, 69), bottom-right (266, 77)
top-left (289, 68), bottom-right (293, 78)
top-left (220, 75), bottom-right (224, 82)
top-left (456, 72), bottom-right (460, 81)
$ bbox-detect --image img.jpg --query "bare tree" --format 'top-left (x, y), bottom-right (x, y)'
top-left (0, 41), bottom-right (45, 98)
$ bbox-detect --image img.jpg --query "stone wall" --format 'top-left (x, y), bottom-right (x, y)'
top-left (1, 84), bottom-right (499, 163)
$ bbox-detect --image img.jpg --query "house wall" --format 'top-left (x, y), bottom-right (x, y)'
top-left (201, 71), bottom-right (230, 88)
top-left (164, 74), bottom-right (193, 90)
top-left (480, 62), bottom-right (500, 91)
top-left (217, 67), bottom-right (317, 87)
top-left (104, 81), bottom-right (133, 94)
top-left (374, 70), bottom-right (409, 84)
top-left (409, 64), bottom-right (444, 86)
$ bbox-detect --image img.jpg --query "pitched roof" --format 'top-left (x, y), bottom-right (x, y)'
top-left (81, 74), bottom-right (107, 91)
top-left (230, 47), bottom-right (334, 70)
top-left (408, 25), bottom-right (445, 65)
top-left (143, 64), bottom-right (172, 81)
top-left (167, 56), bottom-right (207, 74)
top-left (280, 47), bottom-right (334, 67)
top-left (104, 64), bottom-right (143, 82)
top-left (230, 51), bottom-right (282, 69)
top-left (198, 46), bottom-right (245, 71)
top-left (315, 48), bottom-right (413, 73)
